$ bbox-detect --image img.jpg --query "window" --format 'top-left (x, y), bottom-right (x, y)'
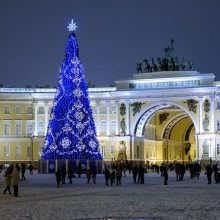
top-left (15, 145), bottom-right (21, 157)
top-left (100, 106), bottom-right (106, 114)
top-left (26, 122), bottom-right (33, 135)
top-left (15, 122), bottom-right (22, 135)
top-left (100, 121), bottom-right (106, 133)
top-left (217, 120), bottom-right (220, 131)
top-left (111, 105), bottom-right (116, 114)
top-left (4, 145), bottom-right (10, 157)
top-left (38, 106), bottom-right (44, 114)
top-left (217, 144), bottom-right (220, 155)
top-left (16, 106), bottom-right (21, 114)
top-left (27, 146), bottom-right (32, 157)
top-left (27, 106), bottom-right (33, 114)
top-left (4, 106), bottom-right (10, 114)
top-left (111, 145), bottom-right (115, 154)
top-left (38, 121), bottom-right (44, 134)
top-left (110, 120), bottom-right (116, 134)
top-left (4, 122), bottom-right (10, 135)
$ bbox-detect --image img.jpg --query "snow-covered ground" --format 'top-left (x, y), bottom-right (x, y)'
top-left (0, 170), bottom-right (219, 220)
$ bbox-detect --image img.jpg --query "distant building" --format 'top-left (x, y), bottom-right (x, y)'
top-left (1, 70), bottom-right (220, 167)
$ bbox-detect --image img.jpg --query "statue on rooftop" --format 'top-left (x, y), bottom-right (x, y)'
top-left (151, 57), bottom-right (158, 72)
top-left (143, 59), bottom-right (151, 72)
top-left (157, 57), bottom-right (163, 71)
top-left (136, 39), bottom-right (195, 73)
top-left (136, 63), bottom-right (143, 73)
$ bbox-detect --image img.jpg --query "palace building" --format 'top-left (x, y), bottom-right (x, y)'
top-left (1, 70), bottom-right (220, 166)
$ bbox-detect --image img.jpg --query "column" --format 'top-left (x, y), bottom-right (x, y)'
top-left (195, 134), bottom-right (199, 161)
top-left (96, 101), bottom-right (100, 136)
top-left (34, 103), bottom-right (38, 136)
top-left (115, 101), bottom-right (120, 135)
top-left (199, 98), bottom-right (203, 133)
top-left (210, 98), bottom-right (215, 133)
top-left (125, 100), bottom-right (130, 135)
top-left (44, 102), bottom-right (49, 135)
top-left (106, 102), bottom-right (110, 136)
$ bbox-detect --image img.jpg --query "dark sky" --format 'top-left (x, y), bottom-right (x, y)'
top-left (0, 0), bottom-right (220, 88)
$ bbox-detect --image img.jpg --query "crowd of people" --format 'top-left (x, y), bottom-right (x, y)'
top-left (2, 161), bottom-right (220, 197)
top-left (54, 161), bottom-right (220, 188)
top-left (2, 163), bottom-right (33, 197)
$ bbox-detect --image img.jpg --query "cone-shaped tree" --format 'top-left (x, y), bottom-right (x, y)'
top-left (42, 21), bottom-right (102, 160)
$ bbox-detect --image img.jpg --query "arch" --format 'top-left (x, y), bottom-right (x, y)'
top-left (184, 123), bottom-right (194, 141)
top-left (133, 101), bottom-right (198, 137)
top-left (161, 113), bottom-right (188, 139)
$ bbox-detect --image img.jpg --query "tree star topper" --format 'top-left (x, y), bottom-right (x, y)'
top-left (67, 19), bottom-right (78, 32)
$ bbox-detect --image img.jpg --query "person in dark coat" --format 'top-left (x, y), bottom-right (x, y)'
top-left (91, 166), bottom-right (97, 183)
top-left (86, 168), bottom-right (92, 183)
top-left (204, 164), bottom-right (213, 184)
top-left (163, 166), bottom-right (168, 185)
top-left (11, 166), bottom-right (20, 196)
top-left (104, 166), bottom-right (110, 185)
top-left (29, 164), bottom-right (33, 175)
top-left (3, 168), bottom-right (12, 194)
top-left (61, 164), bottom-right (66, 184)
top-left (116, 165), bottom-right (122, 186)
top-left (77, 164), bottom-right (82, 178)
top-left (138, 164), bottom-right (145, 184)
top-left (195, 162), bottom-right (201, 179)
top-left (55, 169), bottom-right (62, 187)
top-left (132, 164), bottom-right (138, 183)
top-left (110, 165), bottom-right (116, 186)
top-left (21, 163), bottom-right (26, 181)
top-left (68, 168), bottom-right (73, 184)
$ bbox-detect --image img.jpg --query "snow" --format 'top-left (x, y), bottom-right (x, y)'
top-left (0, 170), bottom-right (219, 220)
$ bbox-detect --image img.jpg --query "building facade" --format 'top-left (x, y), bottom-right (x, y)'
top-left (1, 70), bottom-right (220, 166)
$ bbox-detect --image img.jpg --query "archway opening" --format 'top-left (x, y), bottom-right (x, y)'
top-left (134, 104), bottom-right (196, 165)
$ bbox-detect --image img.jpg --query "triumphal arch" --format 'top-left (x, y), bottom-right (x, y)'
top-left (88, 69), bottom-right (219, 165)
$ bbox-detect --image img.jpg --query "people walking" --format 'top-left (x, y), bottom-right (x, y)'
top-left (91, 166), bottom-right (97, 183)
top-left (116, 165), bottom-right (122, 186)
top-left (21, 163), bottom-right (26, 181)
top-left (86, 168), bottom-right (92, 183)
top-left (77, 164), bottom-right (82, 178)
top-left (132, 164), bottom-right (138, 183)
top-left (3, 167), bottom-right (12, 195)
top-left (138, 164), bottom-right (145, 184)
top-left (104, 165), bottom-right (110, 185)
top-left (179, 163), bottom-right (185, 181)
top-left (61, 164), bottom-right (66, 184)
top-left (163, 166), bottom-right (168, 185)
top-left (68, 168), bottom-right (73, 184)
top-left (204, 164), bottom-right (213, 184)
top-left (110, 165), bottom-right (116, 186)
top-left (11, 165), bottom-right (20, 197)
top-left (55, 169), bottom-right (62, 187)
top-left (195, 162), bottom-right (201, 179)
top-left (29, 164), bottom-right (33, 175)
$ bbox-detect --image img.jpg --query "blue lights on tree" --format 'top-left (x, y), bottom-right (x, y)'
top-left (42, 23), bottom-right (102, 160)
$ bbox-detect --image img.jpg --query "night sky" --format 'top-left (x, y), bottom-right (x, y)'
top-left (0, 0), bottom-right (220, 88)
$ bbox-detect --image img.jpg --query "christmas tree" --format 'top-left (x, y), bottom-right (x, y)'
top-left (42, 20), bottom-right (102, 160)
